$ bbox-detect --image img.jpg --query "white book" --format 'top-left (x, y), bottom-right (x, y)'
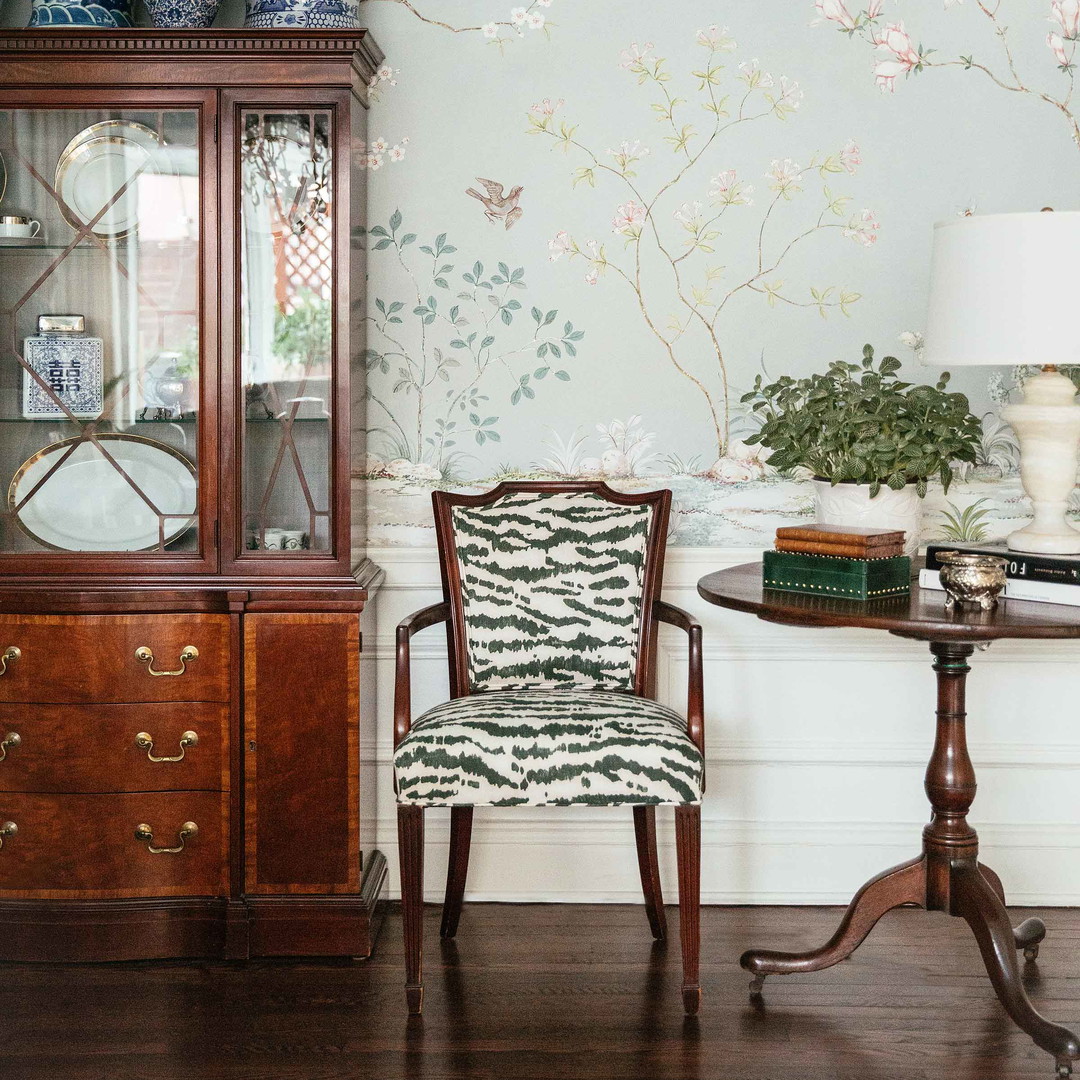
top-left (918, 567), bottom-right (1080, 608)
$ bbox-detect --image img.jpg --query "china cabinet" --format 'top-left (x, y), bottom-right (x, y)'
top-left (0, 30), bottom-right (386, 961)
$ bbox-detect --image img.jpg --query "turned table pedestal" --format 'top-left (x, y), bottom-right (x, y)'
top-left (698, 564), bottom-right (1080, 1078)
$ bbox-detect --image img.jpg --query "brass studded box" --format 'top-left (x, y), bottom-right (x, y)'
top-left (762, 550), bottom-right (912, 601)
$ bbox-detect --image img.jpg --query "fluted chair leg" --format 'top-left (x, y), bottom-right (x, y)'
top-left (675, 804), bottom-right (701, 1015)
top-left (398, 804), bottom-right (425, 1014)
top-left (633, 805), bottom-right (667, 941)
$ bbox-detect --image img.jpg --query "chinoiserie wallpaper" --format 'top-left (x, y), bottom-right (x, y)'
top-left (355, 0), bottom-right (1078, 548)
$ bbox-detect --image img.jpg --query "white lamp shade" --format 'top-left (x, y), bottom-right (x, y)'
top-left (924, 211), bottom-right (1080, 368)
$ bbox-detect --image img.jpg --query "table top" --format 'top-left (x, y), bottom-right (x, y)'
top-left (697, 563), bottom-right (1080, 642)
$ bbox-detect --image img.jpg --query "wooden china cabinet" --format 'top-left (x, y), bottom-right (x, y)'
top-left (0, 31), bottom-right (386, 961)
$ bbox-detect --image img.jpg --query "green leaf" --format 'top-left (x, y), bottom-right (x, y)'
top-left (389, 209), bottom-right (402, 233)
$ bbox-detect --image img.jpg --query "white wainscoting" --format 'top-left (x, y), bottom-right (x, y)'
top-left (361, 546), bottom-right (1080, 906)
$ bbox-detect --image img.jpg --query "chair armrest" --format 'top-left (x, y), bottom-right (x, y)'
top-left (652, 600), bottom-right (705, 758)
top-left (395, 602), bottom-right (451, 747)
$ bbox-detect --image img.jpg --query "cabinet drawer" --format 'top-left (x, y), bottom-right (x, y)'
top-left (0, 615), bottom-right (229, 703)
top-left (0, 703), bottom-right (227, 793)
top-left (0, 791), bottom-right (227, 898)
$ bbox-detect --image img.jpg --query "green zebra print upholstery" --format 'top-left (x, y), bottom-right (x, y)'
top-left (451, 490), bottom-right (652, 692)
top-left (394, 688), bottom-right (703, 807)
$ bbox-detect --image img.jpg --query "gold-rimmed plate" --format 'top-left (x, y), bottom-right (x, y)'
top-left (54, 135), bottom-right (161, 241)
top-left (8, 433), bottom-right (197, 552)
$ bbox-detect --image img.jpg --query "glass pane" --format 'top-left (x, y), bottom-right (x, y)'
top-left (240, 109), bottom-right (334, 554)
top-left (0, 107), bottom-right (200, 555)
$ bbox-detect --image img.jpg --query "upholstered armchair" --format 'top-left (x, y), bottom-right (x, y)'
top-left (393, 482), bottom-right (705, 1014)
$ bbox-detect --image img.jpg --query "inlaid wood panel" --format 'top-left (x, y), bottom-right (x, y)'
top-left (0, 703), bottom-right (227, 794)
top-left (0, 790), bottom-right (228, 898)
top-left (244, 613), bottom-right (359, 895)
top-left (0, 615), bottom-right (229, 703)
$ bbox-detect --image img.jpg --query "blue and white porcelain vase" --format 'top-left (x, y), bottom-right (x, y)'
top-left (244, 0), bottom-right (359, 29)
top-left (144, 0), bottom-right (220, 27)
top-left (28, 0), bottom-right (133, 26)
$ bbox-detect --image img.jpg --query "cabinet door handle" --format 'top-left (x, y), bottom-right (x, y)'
top-left (135, 645), bottom-right (199, 677)
top-left (0, 646), bottom-right (21, 676)
top-left (134, 730), bottom-right (198, 763)
top-left (134, 821), bottom-right (198, 854)
top-left (0, 732), bottom-right (20, 763)
top-left (0, 821), bottom-right (16, 850)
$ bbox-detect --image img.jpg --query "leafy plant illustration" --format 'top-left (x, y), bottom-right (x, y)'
top-left (816, 1), bottom-right (1080, 147)
top-left (937, 498), bottom-right (995, 542)
top-left (364, 210), bottom-right (585, 473)
top-left (531, 28), bottom-right (872, 460)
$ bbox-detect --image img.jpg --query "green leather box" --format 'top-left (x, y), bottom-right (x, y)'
top-left (762, 550), bottom-right (912, 601)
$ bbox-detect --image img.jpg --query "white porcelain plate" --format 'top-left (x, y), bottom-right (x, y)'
top-left (55, 131), bottom-right (162, 240)
top-left (9, 434), bottom-right (197, 552)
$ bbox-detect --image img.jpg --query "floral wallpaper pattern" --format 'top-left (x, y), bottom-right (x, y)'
top-left (358, 0), bottom-right (1080, 547)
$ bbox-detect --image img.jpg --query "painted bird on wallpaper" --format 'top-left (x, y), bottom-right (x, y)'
top-left (466, 178), bottom-right (524, 229)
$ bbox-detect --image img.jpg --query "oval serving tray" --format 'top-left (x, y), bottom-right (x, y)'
top-left (8, 433), bottom-right (196, 552)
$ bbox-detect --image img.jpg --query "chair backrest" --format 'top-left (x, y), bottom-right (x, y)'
top-left (433, 481), bottom-right (671, 697)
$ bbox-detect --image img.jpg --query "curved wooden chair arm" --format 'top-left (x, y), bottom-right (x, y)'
top-left (652, 600), bottom-right (705, 759)
top-left (395, 601), bottom-right (451, 747)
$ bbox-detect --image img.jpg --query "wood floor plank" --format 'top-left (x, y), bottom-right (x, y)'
top-left (0, 904), bottom-right (1076, 1079)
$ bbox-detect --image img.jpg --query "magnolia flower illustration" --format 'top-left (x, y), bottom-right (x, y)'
top-left (815, 0), bottom-right (1080, 143)
top-left (1052, 0), bottom-right (1080, 39)
top-left (696, 25), bottom-right (736, 51)
top-left (766, 158), bottom-right (803, 197)
top-left (709, 169), bottom-right (754, 206)
top-left (620, 41), bottom-right (655, 70)
top-left (816, 0), bottom-right (857, 31)
top-left (843, 208), bottom-right (881, 246)
top-left (874, 22), bottom-right (923, 92)
top-left (549, 230), bottom-right (572, 261)
top-left (530, 97), bottom-right (564, 117)
top-left (840, 138), bottom-right (861, 174)
top-left (1048, 32), bottom-right (1072, 67)
top-left (612, 200), bottom-right (647, 235)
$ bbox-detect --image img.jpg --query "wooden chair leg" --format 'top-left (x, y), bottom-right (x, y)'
top-left (398, 804), bottom-right (425, 1015)
top-left (441, 806), bottom-right (473, 940)
top-left (633, 805), bottom-right (667, 941)
top-left (675, 804), bottom-right (701, 1015)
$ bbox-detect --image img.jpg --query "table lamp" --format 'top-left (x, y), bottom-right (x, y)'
top-left (924, 210), bottom-right (1080, 554)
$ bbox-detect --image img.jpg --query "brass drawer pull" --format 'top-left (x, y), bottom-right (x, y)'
top-left (0, 646), bottom-right (21, 676)
top-left (135, 730), bottom-right (198, 763)
top-left (134, 821), bottom-right (198, 854)
top-left (135, 645), bottom-right (199, 677)
top-left (0, 821), bottom-right (16, 850)
top-left (0, 732), bottom-right (20, 763)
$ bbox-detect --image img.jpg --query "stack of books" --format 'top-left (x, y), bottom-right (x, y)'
top-left (922, 543), bottom-right (1080, 608)
top-left (763, 525), bottom-right (912, 601)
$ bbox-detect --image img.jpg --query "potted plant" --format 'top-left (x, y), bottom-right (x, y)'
top-left (741, 345), bottom-right (982, 554)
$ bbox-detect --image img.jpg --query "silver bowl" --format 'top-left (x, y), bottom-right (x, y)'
top-left (936, 551), bottom-right (1008, 612)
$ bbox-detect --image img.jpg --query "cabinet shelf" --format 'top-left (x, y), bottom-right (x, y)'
top-left (0, 417), bottom-right (330, 424)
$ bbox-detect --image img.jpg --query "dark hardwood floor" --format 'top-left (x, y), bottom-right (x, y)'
top-left (2, 903), bottom-right (1078, 1079)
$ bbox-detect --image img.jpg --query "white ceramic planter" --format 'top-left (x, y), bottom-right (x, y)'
top-left (812, 479), bottom-right (922, 556)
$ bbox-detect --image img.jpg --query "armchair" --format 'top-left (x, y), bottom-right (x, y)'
top-left (393, 482), bottom-right (705, 1015)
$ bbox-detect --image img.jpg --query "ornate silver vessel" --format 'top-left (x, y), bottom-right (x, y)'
top-left (936, 551), bottom-right (1008, 611)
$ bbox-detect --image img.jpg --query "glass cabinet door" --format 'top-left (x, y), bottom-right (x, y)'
top-left (0, 106), bottom-right (203, 557)
top-left (240, 109), bottom-right (335, 555)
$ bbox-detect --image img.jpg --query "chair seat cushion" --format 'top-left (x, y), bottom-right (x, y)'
top-left (394, 689), bottom-right (703, 808)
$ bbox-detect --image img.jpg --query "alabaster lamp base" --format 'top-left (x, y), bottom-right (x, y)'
top-left (1001, 368), bottom-right (1080, 555)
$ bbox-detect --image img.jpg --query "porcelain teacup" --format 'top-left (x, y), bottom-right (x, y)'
top-left (0, 216), bottom-right (41, 238)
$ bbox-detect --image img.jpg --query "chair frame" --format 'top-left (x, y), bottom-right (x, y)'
top-left (394, 481), bottom-right (705, 1015)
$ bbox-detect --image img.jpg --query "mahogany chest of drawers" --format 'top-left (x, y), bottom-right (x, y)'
top-left (0, 590), bottom-right (386, 962)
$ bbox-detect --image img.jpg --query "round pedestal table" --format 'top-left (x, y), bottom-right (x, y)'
top-left (697, 563), bottom-right (1080, 1078)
